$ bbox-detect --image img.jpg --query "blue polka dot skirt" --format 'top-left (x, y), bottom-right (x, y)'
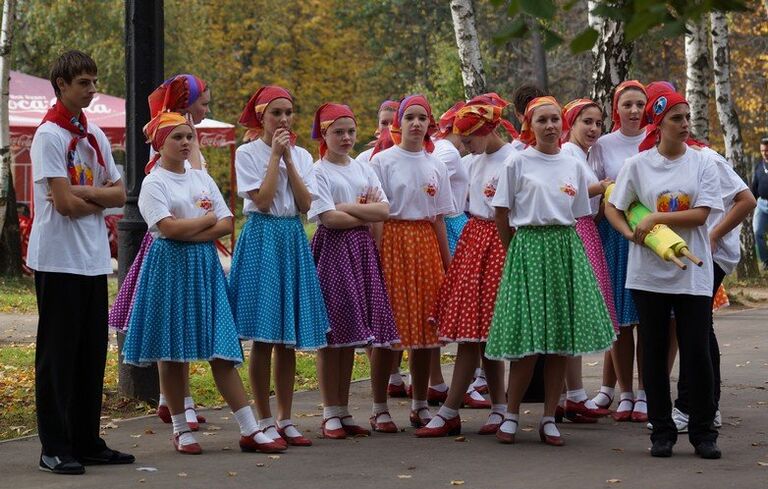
top-left (122, 239), bottom-right (244, 367)
top-left (597, 218), bottom-right (639, 327)
top-left (229, 213), bottom-right (330, 350)
top-left (445, 213), bottom-right (469, 256)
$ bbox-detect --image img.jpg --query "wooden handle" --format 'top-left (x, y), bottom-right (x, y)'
top-left (670, 255), bottom-right (687, 270)
top-left (680, 248), bottom-right (703, 267)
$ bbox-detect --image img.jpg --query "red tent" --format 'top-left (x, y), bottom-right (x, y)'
top-left (9, 70), bottom-right (236, 207)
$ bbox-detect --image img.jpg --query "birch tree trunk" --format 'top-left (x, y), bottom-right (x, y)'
top-left (587, 1), bottom-right (602, 30)
top-left (590, 1), bottom-right (633, 127)
top-left (685, 19), bottom-right (710, 142)
top-left (711, 11), bottom-right (760, 279)
top-left (0, 0), bottom-right (22, 277)
top-left (450, 0), bottom-right (486, 99)
top-left (530, 20), bottom-right (549, 92)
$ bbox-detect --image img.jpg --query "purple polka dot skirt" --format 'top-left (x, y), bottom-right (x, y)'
top-left (108, 232), bottom-right (153, 333)
top-left (311, 225), bottom-right (400, 348)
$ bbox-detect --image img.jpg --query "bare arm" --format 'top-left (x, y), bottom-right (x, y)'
top-left (604, 202), bottom-right (635, 242)
top-left (69, 179), bottom-right (127, 208)
top-left (432, 215), bottom-right (452, 270)
top-left (631, 207), bottom-right (711, 245)
top-left (318, 210), bottom-right (368, 229)
top-left (335, 202), bottom-right (390, 222)
top-left (47, 177), bottom-right (103, 218)
top-left (155, 212), bottom-right (217, 241)
top-left (187, 217), bottom-right (234, 242)
top-left (710, 189), bottom-right (756, 248)
top-left (587, 179), bottom-right (613, 198)
top-left (494, 207), bottom-right (513, 249)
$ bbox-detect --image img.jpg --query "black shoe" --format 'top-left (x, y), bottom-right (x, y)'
top-left (694, 441), bottom-right (722, 459)
top-left (650, 439), bottom-right (674, 457)
top-left (39, 454), bottom-right (85, 475)
top-left (77, 447), bottom-right (136, 465)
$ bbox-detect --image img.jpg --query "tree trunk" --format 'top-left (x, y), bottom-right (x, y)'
top-left (530, 20), bottom-right (548, 92)
top-left (590, 1), bottom-right (633, 128)
top-left (711, 11), bottom-right (760, 279)
top-left (0, 0), bottom-right (21, 277)
top-left (449, 0), bottom-right (486, 99)
top-left (685, 19), bottom-right (710, 142)
top-left (586, 1), bottom-right (602, 30)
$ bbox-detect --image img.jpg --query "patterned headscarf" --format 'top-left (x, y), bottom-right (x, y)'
top-left (561, 98), bottom-right (601, 144)
top-left (389, 94), bottom-right (438, 153)
top-left (238, 85), bottom-right (296, 143)
top-left (611, 80), bottom-right (647, 132)
top-left (519, 96), bottom-right (564, 147)
top-left (436, 101), bottom-right (466, 138)
top-left (143, 112), bottom-right (191, 174)
top-left (452, 92), bottom-right (519, 139)
top-left (311, 103), bottom-right (356, 158)
top-left (642, 81), bottom-right (708, 151)
top-left (638, 91), bottom-right (689, 151)
top-left (148, 74), bottom-right (207, 118)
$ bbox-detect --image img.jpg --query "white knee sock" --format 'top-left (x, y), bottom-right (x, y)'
top-left (172, 413), bottom-right (197, 446)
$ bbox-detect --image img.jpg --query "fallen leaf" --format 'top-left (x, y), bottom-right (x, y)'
top-left (398, 474), bottom-right (412, 479)
top-left (138, 478), bottom-right (146, 483)
top-left (758, 461), bottom-right (768, 467)
top-left (523, 409), bottom-right (531, 414)
top-left (256, 463), bottom-right (265, 467)
top-left (102, 422), bottom-right (119, 429)
top-left (586, 361), bottom-right (599, 367)
top-left (130, 434), bottom-right (142, 438)
top-left (268, 455), bottom-right (280, 460)
top-left (228, 472), bottom-right (237, 477)
top-left (606, 479), bottom-right (621, 484)
top-left (144, 429), bottom-right (155, 435)
top-left (136, 467), bottom-right (158, 472)
top-left (450, 481), bottom-right (465, 486)
top-left (454, 436), bottom-right (466, 442)
top-left (222, 446), bottom-right (232, 451)
top-left (611, 448), bottom-right (624, 452)
top-left (203, 432), bottom-right (217, 436)
top-left (407, 466), bottom-right (416, 470)
top-left (178, 472), bottom-right (188, 477)
top-left (521, 427), bottom-right (533, 432)
top-left (206, 425), bottom-right (222, 431)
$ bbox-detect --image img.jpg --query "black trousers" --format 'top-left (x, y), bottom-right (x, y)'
top-left (34, 271), bottom-right (109, 457)
top-left (632, 289), bottom-right (718, 446)
top-left (675, 262), bottom-right (726, 414)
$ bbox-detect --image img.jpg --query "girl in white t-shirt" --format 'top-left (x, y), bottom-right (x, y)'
top-left (486, 96), bottom-right (615, 447)
top-left (228, 86), bottom-right (329, 448)
top-left (109, 74), bottom-right (211, 430)
top-left (557, 99), bottom-right (618, 423)
top-left (123, 113), bottom-right (284, 456)
top-left (370, 95), bottom-right (455, 430)
top-left (606, 92), bottom-right (723, 458)
top-left (414, 94), bottom-right (516, 438)
top-left (587, 81), bottom-right (649, 423)
top-left (307, 103), bottom-right (400, 438)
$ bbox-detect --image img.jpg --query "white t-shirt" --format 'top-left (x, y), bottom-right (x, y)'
top-left (139, 165), bottom-right (232, 240)
top-left (432, 139), bottom-right (469, 216)
top-left (466, 143), bottom-right (516, 220)
top-left (562, 141), bottom-right (601, 216)
top-left (370, 145), bottom-right (455, 220)
top-left (307, 157), bottom-right (389, 222)
top-left (589, 130), bottom-right (645, 181)
top-left (235, 139), bottom-right (317, 217)
top-left (609, 146), bottom-right (723, 296)
top-left (510, 139), bottom-right (527, 152)
top-left (701, 147), bottom-right (748, 275)
top-left (27, 121), bottom-right (122, 276)
top-left (492, 146), bottom-right (592, 227)
top-left (355, 147), bottom-right (375, 164)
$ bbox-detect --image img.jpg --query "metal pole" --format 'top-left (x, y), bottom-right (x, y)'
top-left (117, 0), bottom-right (164, 402)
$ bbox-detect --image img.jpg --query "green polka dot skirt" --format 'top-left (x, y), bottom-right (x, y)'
top-left (485, 225), bottom-right (616, 360)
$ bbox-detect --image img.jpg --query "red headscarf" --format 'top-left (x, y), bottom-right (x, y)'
top-left (40, 102), bottom-right (106, 186)
top-left (561, 98), bottom-right (601, 144)
top-left (611, 80), bottom-right (647, 132)
top-left (148, 74), bottom-right (207, 118)
top-left (519, 96), bottom-right (565, 147)
top-left (643, 81), bottom-right (708, 151)
top-left (311, 103), bottom-right (356, 158)
top-left (452, 92), bottom-right (519, 139)
top-left (238, 85), bottom-right (296, 143)
top-left (389, 94), bottom-right (437, 153)
top-left (142, 112), bottom-right (191, 174)
top-left (379, 100), bottom-right (400, 114)
top-left (638, 91), bottom-right (690, 151)
top-left (371, 126), bottom-right (396, 158)
top-left (436, 101), bottom-right (466, 138)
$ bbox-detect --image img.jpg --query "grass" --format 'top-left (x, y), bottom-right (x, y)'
top-left (0, 276), bottom-right (120, 314)
top-left (0, 342), bottom-right (451, 441)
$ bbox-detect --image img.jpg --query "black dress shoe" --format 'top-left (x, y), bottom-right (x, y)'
top-left (39, 454), bottom-right (85, 475)
top-left (77, 448), bottom-right (136, 465)
top-left (694, 441), bottom-right (722, 459)
top-left (650, 439), bottom-right (674, 457)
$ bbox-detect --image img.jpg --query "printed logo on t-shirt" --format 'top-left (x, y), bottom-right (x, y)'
top-left (195, 189), bottom-right (214, 211)
top-left (483, 177), bottom-right (498, 199)
top-left (68, 151), bottom-right (95, 186)
top-left (560, 183), bottom-right (577, 197)
top-left (423, 180), bottom-right (438, 197)
top-left (656, 191), bottom-right (691, 212)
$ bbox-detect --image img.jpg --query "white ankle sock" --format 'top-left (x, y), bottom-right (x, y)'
top-left (323, 406), bottom-right (342, 430)
top-left (540, 416), bottom-right (560, 437)
top-left (412, 400), bottom-right (431, 420)
top-left (467, 389), bottom-right (486, 401)
top-left (172, 413), bottom-right (197, 446)
top-left (389, 373), bottom-right (404, 385)
top-left (634, 390), bottom-right (647, 413)
top-left (277, 418), bottom-right (302, 438)
top-left (474, 367), bottom-right (485, 378)
top-left (592, 386), bottom-right (615, 407)
top-left (183, 396), bottom-right (195, 409)
top-left (500, 412), bottom-right (519, 434)
top-left (617, 391), bottom-right (634, 412)
top-left (425, 405), bottom-right (458, 428)
top-left (258, 416), bottom-right (280, 440)
top-left (558, 393), bottom-right (567, 407)
top-left (430, 382), bottom-right (448, 393)
top-left (372, 403), bottom-right (392, 423)
top-left (158, 393), bottom-right (167, 407)
top-left (567, 389), bottom-right (588, 403)
top-left (233, 406), bottom-right (259, 437)
top-left (338, 406), bottom-right (356, 426)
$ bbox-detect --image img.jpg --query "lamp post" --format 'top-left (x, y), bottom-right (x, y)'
top-left (117, 0), bottom-right (164, 402)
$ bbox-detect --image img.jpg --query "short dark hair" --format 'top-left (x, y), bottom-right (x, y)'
top-left (761, 137), bottom-right (768, 146)
top-left (512, 83), bottom-right (546, 115)
top-left (50, 50), bottom-right (97, 98)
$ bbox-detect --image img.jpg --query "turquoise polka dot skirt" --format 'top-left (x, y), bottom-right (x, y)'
top-left (123, 239), bottom-right (244, 367)
top-left (229, 213), bottom-right (330, 350)
top-left (445, 213), bottom-right (469, 256)
top-left (485, 225), bottom-right (616, 361)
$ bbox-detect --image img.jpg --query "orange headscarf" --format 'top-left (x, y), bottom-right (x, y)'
top-left (142, 112), bottom-right (191, 174)
top-left (147, 74), bottom-right (207, 118)
top-left (436, 101), bottom-right (466, 138)
top-left (519, 96), bottom-right (564, 147)
top-left (389, 94), bottom-right (437, 153)
top-left (238, 85), bottom-right (296, 143)
top-left (452, 92), bottom-right (519, 139)
top-left (561, 98), bottom-right (600, 144)
top-left (311, 103), bottom-right (356, 158)
top-left (611, 80), bottom-right (647, 132)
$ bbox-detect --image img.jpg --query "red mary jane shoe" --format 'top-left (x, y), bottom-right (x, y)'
top-left (539, 421), bottom-right (564, 447)
top-left (462, 391), bottom-right (491, 409)
top-left (320, 417), bottom-right (347, 440)
top-left (631, 400), bottom-right (648, 423)
top-left (495, 419), bottom-right (517, 444)
top-left (409, 407), bottom-right (432, 428)
top-left (341, 416), bottom-right (371, 436)
top-left (277, 425), bottom-right (313, 447)
top-left (566, 400), bottom-right (610, 418)
top-left (239, 432), bottom-right (287, 453)
top-left (427, 387), bottom-right (448, 406)
top-left (413, 415), bottom-right (461, 438)
top-left (369, 411), bottom-right (399, 433)
top-left (388, 382), bottom-right (408, 398)
top-left (173, 431), bottom-right (202, 455)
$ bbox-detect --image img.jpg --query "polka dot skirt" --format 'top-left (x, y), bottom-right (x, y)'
top-left (575, 217), bottom-right (619, 333)
top-left (597, 218), bottom-right (639, 327)
top-left (108, 232), bottom-right (153, 333)
top-left (445, 213), bottom-right (469, 256)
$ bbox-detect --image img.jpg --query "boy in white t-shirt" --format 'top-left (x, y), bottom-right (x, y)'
top-left (28, 51), bottom-right (132, 474)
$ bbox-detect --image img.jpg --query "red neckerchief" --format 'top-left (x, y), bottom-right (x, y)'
top-left (40, 102), bottom-right (105, 185)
